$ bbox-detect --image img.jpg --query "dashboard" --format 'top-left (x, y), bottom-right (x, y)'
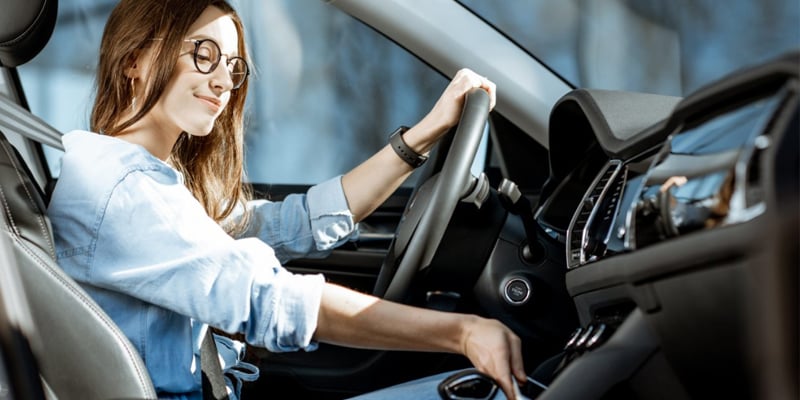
top-left (563, 88), bottom-right (787, 269)
top-left (527, 52), bottom-right (798, 399)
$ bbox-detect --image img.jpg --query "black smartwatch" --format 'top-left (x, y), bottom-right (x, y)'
top-left (388, 126), bottom-right (428, 168)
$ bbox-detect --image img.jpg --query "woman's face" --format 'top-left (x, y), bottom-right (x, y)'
top-left (135, 6), bottom-right (239, 137)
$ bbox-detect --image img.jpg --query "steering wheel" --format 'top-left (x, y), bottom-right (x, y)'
top-left (376, 88), bottom-right (491, 302)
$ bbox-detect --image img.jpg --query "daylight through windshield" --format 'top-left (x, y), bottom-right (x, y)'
top-left (461, 0), bottom-right (799, 96)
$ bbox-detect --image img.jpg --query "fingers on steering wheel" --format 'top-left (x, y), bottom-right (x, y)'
top-left (483, 79), bottom-right (497, 110)
top-left (456, 68), bottom-right (496, 110)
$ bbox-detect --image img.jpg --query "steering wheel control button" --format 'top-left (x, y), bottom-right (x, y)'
top-left (503, 277), bottom-right (531, 305)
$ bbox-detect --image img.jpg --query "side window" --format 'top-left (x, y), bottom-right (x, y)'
top-left (240, 1), bottom-right (449, 185)
top-left (17, 0), bottom-right (448, 186)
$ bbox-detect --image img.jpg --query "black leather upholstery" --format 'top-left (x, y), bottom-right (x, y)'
top-left (0, 0), bottom-right (157, 398)
top-left (0, 137), bottom-right (157, 399)
top-left (0, 0), bottom-right (57, 67)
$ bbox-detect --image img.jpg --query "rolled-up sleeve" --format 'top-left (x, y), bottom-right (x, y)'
top-left (231, 176), bottom-right (358, 263)
top-left (306, 176), bottom-right (358, 250)
top-left (90, 170), bottom-right (324, 352)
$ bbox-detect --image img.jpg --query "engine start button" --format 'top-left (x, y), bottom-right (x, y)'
top-left (503, 277), bottom-right (531, 305)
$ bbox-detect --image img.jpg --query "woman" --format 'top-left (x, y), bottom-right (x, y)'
top-left (47, 0), bottom-right (526, 399)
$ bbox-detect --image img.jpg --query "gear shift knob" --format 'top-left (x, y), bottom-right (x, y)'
top-left (437, 369), bottom-right (546, 399)
top-left (438, 370), bottom-right (498, 400)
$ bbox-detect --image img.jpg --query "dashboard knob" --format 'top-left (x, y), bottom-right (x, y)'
top-left (585, 323), bottom-right (608, 349)
top-left (574, 325), bottom-right (595, 350)
top-left (564, 327), bottom-right (583, 351)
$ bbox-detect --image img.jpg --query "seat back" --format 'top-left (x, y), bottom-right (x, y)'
top-left (0, 0), bottom-right (156, 398)
top-left (0, 134), bottom-right (157, 399)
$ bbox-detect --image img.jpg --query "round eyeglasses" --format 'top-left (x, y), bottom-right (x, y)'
top-left (184, 38), bottom-right (249, 89)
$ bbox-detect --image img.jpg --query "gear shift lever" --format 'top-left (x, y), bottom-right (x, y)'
top-left (438, 370), bottom-right (498, 400)
top-left (437, 369), bottom-right (546, 399)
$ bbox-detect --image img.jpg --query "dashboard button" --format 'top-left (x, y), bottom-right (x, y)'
top-left (564, 327), bottom-right (583, 351)
top-left (586, 323), bottom-right (608, 349)
top-left (503, 277), bottom-right (531, 305)
top-left (575, 325), bottom-right (595, 349)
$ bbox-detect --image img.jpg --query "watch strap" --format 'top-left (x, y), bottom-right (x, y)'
top-left (389, 126), bottom-right (428, 168)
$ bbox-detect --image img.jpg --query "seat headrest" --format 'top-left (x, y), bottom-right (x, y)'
top-left (0, 0), bottom-right (58, 68)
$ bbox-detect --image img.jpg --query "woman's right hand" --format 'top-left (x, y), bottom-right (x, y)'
top-left (315, 284), bottom-right (527, 398)
top-left (459, 315), bottom-right (527, 400)
top-left (407, 68), bottom-right (496, 153)
top-left (424, 68), bottom-right (496, 134)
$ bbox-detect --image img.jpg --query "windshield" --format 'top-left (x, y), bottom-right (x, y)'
top-left (460, 0), bottom-right (799, 97)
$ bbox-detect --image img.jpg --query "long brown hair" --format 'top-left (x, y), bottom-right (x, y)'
top-left (91, 0), bottom-right (251, 232)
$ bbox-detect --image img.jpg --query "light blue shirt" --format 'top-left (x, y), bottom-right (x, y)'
top-left (47, 130), bottom-right (358, 399)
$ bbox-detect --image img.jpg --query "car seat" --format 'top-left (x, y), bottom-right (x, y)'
top-left (0, 0), bottom-right (157, 398)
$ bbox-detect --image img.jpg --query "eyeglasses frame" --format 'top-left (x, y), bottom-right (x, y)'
top-left (183, 38), bottom-right (250, 89)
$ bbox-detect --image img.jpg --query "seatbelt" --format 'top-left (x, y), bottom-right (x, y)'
top-left (0, 93), bottom-right (64, 150)
top-left (201, 331), bottom-right (230, 400)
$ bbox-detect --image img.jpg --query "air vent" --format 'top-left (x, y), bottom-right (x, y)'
top-left (566, 161), bottom-right (624, 269)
